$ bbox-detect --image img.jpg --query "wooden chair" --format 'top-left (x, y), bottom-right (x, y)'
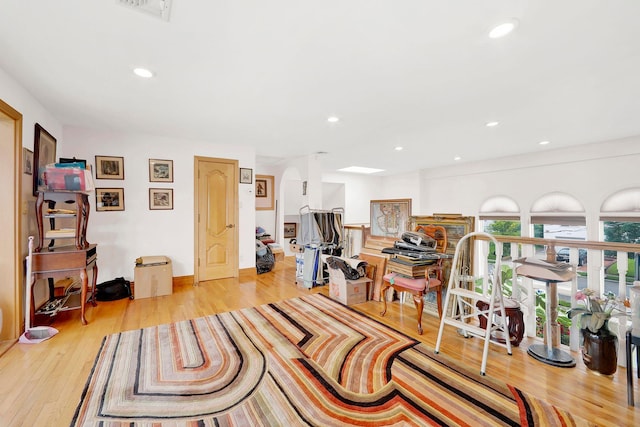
top-left (380, 225), bottom-right (448, 334)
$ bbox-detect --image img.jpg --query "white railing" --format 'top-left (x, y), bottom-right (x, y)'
top-left (345, 225), bottom-right (640, 366)
top-left (471, 235), bottom-right (639, 366)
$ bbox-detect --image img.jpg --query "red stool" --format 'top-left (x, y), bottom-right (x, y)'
top-left (476, 298), bottom-right (525, 346)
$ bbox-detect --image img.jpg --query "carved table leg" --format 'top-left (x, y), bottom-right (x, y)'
top-left (380, 283), bottom-right (390, 316)
top-left (80, 268), bottom-right (88, 325)
top-left (412, 292), bottom-right (424, 335)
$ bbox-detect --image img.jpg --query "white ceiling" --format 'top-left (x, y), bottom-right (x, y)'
top-left (1, 1), bottom-right (639, 176)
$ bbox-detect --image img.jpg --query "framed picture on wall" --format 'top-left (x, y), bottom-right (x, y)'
top-left (149, 159), bottom-right (173, 182)
top-left (95, 155), bottom-right (124, 180)
top-left (96, 188), bottom-right (125, 212)
top-left (240, 168), bottom-right (253, 184)
top-left (23, 148), bottom-right (33, 175)
top-left (255, 174), bottom-right (274, 210)
top-left (149, 188), bottom-right (174, 210)
top-left (33, 123), bottom-right (57, 195)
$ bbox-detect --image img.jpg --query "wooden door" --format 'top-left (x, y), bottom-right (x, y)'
top-left (0, 99), bottom-right (22, 342)
top-left (194, 157), bottom-right (238, 283)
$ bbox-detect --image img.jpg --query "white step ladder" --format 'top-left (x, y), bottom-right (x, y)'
top-left (434, 232), bottom-right (512, 375)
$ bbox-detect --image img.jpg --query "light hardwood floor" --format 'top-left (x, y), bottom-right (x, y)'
top-left (0, 257), bottom-right (638, 426)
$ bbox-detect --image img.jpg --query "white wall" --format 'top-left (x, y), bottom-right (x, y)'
top-left (62, 126), bottom-right (256, 281)
top-left (0, 67), bottom-right (62, 150)
top-left (1, 66), bottom-right (63, 307)
top-left (419, 136), bottom-right (640, 236)
top-left (321, 172), bottom-right (383, 224)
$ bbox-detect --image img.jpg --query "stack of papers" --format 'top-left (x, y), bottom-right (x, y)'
top-left (514, 257), bottom-right (575, 282)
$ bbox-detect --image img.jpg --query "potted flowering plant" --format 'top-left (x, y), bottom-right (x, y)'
top-left (568, 288), bottom-right (626, 375)
top-left (568, 288), bottom-right (625, 333)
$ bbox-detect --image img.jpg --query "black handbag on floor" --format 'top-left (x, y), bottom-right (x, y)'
top-left (96, 277), bottom-right (133, 301)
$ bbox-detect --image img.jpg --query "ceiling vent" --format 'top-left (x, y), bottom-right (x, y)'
top-left (117, 0), bottom-right (172, 22)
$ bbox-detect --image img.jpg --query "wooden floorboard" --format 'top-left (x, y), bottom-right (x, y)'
top-left (0, 257), bottom-right (637, 426)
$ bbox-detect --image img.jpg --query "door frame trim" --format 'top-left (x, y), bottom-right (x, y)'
top-left (0, 98), bottom-right (23, 341)
top-left (193, 156), bottom-right (239, 285)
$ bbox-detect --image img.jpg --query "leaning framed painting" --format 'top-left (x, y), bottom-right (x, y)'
top-left (284, 222), bottom-right (297, 238)
top-left (409, 214), bottom-right (476, 314)
top-left (33, 123), bottom-right (57, 196)
top-left (370, 199), bottom-right (412, 238)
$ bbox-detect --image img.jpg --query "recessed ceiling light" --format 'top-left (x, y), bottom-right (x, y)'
top-left (327, 116), bottom-right (340, 123)
top-left (133, 67), bottom-right (154, 78)
top-left (485, 121), bottom-right (499, 127)
top-left (454, 156), bottom-right (462, 161)
top-left (489, 19), bottom-right (518, 39)
top-left (338, 166), bottom-right (384, 174)
top-left (539, 140), bottom-right (550, 145)
top-left (394, 146), bottom-right (403, 151)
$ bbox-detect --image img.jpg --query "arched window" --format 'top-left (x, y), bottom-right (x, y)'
top-left (530, 192), bottom-right (586, 241)
top-left (600, 187), bottom-right (640, 285)
top-left (479, 195), bottom-right (521, 240)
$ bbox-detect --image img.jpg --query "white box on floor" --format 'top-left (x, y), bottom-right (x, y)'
top-left (134, 256), bottom-right (173, 299)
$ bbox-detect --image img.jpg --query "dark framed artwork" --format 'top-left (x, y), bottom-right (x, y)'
top-left (95, 155), bottom-right (124, 180)
top-left (255, 175), bottom-right (274, 210)
top-left (149, 159), bottom-right (173, 182)
top-left (23, 148), bottom-right (33, 175)
top-left (240, 168), bottom-right (253, 184)
top-left (149, 188), bottom-right (174, 210)
top-left (95, 188), bottom-right (125, 212)
top-left (284, 222), bottom-right (297, 238)
top-left (256, 179), bottom-right (267, 198)
top-left (33, 123), bottom-right (57, 195)
top-left (370, 199), bottom-right (412, 238)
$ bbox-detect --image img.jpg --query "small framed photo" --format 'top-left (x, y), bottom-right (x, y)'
top-left (240, 167), bottom-right (253, 184)
top-left (284, 222), bottom-right (297, 238)
top-left (149, 159), bottom-right (173, 182)
top-left (149, 188), bottom-right (173, 210)
top-left (23, 148), bottom-right (33, 175)
top-left (95, 156), bottom-right (124, 180)
top-left (96, 188), bottom-right (125, 212)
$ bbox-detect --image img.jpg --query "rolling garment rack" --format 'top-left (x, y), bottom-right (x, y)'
top-left (298, 205), bottom-right (345, 288)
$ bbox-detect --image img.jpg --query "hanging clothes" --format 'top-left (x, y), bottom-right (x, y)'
top-left (298, 206), bottom-right (345, 287)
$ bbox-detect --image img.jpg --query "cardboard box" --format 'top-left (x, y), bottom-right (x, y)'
top-left (134, 256), bottom-right (173, 299)
top-left (271, 247), bottom-right (284, 262)
top-left (329, 276), bottom-right (371, 305)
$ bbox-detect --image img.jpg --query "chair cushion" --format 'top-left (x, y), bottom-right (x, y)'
top-left (383, 273), bottom-right (426, 291)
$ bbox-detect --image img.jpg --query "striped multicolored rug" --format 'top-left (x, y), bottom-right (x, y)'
top-left (72, 294), bottom-right (590, 426)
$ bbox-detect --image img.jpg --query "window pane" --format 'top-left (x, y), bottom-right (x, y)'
top-left (603, 220), bottom-right (640, 284)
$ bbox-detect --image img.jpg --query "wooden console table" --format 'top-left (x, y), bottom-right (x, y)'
top-left (30, 244), bottom-right (98, 326)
